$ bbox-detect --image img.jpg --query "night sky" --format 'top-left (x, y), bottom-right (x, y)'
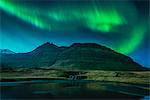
top-left (0, 0), bottom-right (149, 67)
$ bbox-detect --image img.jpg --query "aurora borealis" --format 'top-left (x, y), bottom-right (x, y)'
top-left (0, 0), bottom-right (149, 67)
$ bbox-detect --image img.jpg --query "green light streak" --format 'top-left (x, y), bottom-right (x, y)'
top-left (86, 1), bottom-right (126, 32)
top-left (116, 25), bottom-right (146, 54)
top-left (86, 9), bottom-right (125, 32)
top-left (0, 0), bottom-right (50, 30)
top-left (0, 0), bottom-right (125, 32)
top-left (0, 0), bottom-right (146, 55)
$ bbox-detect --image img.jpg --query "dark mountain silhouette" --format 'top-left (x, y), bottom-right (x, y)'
top-left (1, 42), bottom-right (147, 71)
top-left (0, 49), bottom-right (15, 54)
top-left (1, 42), bottom-right (61, 68)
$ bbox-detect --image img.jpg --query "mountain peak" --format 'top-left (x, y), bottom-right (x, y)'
top-left (43, 42), bottom-right (51, 45)
top-left (31, 42), bottom-right (58, 53)
top-left (0, 49), bottom-right (15, 54)
top-left (41, 42), bottom-right (56, 46)
top-left (71, 43), bottom-right (101, 47)
top-left (70, 43), bottom-right (113, 51)
top-left (38, 42), bottom-right (58, 48)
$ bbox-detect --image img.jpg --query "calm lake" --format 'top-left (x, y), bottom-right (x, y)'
top-left (0, 80), bottom-right (149, 99)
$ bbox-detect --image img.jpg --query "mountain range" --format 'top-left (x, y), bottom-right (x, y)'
top-left (0, 42), bottom-right (147, 71)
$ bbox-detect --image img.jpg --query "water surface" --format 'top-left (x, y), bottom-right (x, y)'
top-left (0, 80), bottom-right (149, 99)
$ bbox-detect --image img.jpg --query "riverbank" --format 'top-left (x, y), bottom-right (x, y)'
top-left (1, 79), bottom-right (149, 99)
top-left (1, 68), bottom-right (150, 84)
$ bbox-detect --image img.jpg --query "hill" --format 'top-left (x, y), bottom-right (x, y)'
top-left (1, 42), bottom-right (147, 71)
top-left (0, 49), bottom-right (15, 54)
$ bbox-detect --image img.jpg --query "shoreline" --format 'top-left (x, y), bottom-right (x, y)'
top-left (1, 77), bottom-right (149, 85)
top-left (1, 69), bottom-right (149, 84)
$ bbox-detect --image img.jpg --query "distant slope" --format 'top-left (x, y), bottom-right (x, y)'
top-left (51, 43), bottom-right (145, 70)
top-left (0, 49), bottom-right (15, 54)
top-left (1, 43), bottom-right (62, 68)
top-left (1, 42), bottom-right (147, 71)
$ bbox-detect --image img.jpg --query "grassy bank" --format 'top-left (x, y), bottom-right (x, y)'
top-left (0, 68), bottom-right (149, 84)
top-left (85, 71), bottom-right (150, 84)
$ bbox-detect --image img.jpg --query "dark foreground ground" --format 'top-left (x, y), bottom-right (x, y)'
top-left (1, 68), bottom-right (150, 84)
top-left (0, 68), bottom-right (150, 100)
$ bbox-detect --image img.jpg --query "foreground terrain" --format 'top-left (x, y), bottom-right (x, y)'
top-left (1, 68), bottom-right (149, 84)
top-left (1, 68), bottom-right (149, 99)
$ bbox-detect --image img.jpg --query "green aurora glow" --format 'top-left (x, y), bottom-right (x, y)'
top-left (0, 0), bottom-right (148, 55)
